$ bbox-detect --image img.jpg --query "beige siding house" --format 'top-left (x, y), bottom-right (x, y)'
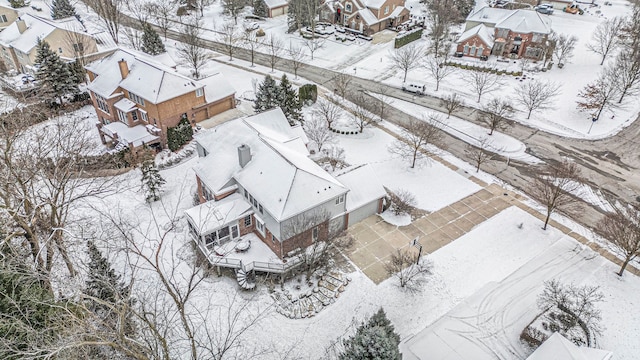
top-left (0, 5), bottom-right (19, 30)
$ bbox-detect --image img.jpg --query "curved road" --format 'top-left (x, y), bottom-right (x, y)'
top-left (122, 15), bottom-right (639, 226)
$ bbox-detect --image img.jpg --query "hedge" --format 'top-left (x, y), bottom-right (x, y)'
top-left (394, 28), bottom-right (423, 48)
top-left (167, 115), bottom-right (193, 152)
top-left (299, 84), bottom-right (317, 104)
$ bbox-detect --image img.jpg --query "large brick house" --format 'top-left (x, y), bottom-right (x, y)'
top-left (186, 108), bottom-right (386, 260)
top-left (457, 7), bottom-right (551, 60)
top-left (0, 14), bottom-right (99, 74)
top-left (319, 0), bottom-right (409, 35)
top-left (85, 48), bottom-right (236, 150)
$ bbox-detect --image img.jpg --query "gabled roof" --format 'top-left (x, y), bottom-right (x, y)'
top-left (466, 6), bottom-right (513, 26)
top-left (263, 0), bottom-right (288, 9)
top-left (0, 14), bottom-right (87, 54)
top-left (194, 108), bottom-right (348, 223)
top-left (526, 333), bottom-right (613, 360)
top-left (334, 165), bottom-right (386, 211)
top-left (457, 23), bottom-right (495, 48)
top-left (364, 0), bottom-right (386, 10)
top-left (496, 9), bottom-right (551, 34)
top-left (185, 193), bottom-right (253, 235)
top-left (86, 48), bottom-right (234, 104)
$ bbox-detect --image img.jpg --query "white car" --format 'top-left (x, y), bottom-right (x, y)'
top-left (244, 22), bottom-right (260, 31)
top-left (402, 82), bottom-right (426, 95)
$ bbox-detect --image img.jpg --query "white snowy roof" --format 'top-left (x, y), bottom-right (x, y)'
top-left (194, 108), bottom-right (348, 223)
top-left (364, 0), bottom-right (386, 10)
top-left (198, 72), bottom-right (236, 105)
top-left (185, 193), bottom-right (253, 235)
top-left (457, 24), bottom-right (495, 48)
top-left (466, 6), bottom-right (513, 26)
top-left (526, 333), bottom-right (613, 360)
top-left (114, 98), bottom-right (136, 112)
top-left (0, 14), bottom-right (87, 54)
top-left (103, 122), bottom-right (158, 147)
top-left (334, 165), bottom-right (386, 212)
top-left (496, 10), bottom-right (551, 34)
top-left (86, 48), bottom-right (217, 104)
top-left (263, 0), bottom-right (287, 9)
top-left (357, 8), bottom-right (379, 26)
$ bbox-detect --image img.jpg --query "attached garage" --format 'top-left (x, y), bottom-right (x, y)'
top-left (334, 164), bottom-right (387, 228)
top-left (264, 0), bottom-right (288, 17)
top-left (347, 200), bottom-right (381, 226)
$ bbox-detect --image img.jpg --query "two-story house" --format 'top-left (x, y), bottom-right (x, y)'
top-left (0, 5), bottom-right (19, 30)
top-left (186, 108), bottom-right (386, 260)
top-left (456, 8), bottom-right (551, 60)
top-left (85, 48), bottom-right (236, 151)
top-left (0, 14), bottom-right (99, 74)
top-left (319, 0), bottom-right (409, 35)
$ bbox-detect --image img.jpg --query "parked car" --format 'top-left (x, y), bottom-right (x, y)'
top-left (454, 51), bottom-right (464, 57)
top-left (244, 21), bottom-right (260, 31)
top-left (535, 4), bottom-right (554, 14)
top-left (402, 82), bottom-right (426, 95)
top-left (480, 55), bottom-right (489, 61)
top-left (21, 74), bottom-right (35, 84)
top-left (563, 3), bottom-right (583, 14)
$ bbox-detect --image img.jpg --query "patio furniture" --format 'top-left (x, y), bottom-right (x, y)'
top-left (235, 239), bottom-right (251, 252)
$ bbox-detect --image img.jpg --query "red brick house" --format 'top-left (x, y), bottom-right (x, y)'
top-left (185, 108), bottom-right (386, 261)
top-left (85, 48), bottom-right (236, 151)
top-left (319, 0), bottom-right (410, 35)
top-left (457, 8), bottom-right (551, 60)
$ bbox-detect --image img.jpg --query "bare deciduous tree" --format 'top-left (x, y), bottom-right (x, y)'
top-left (222, 0), bottom-right (246, 24)
top-left (552, 33), bottom-right (578, 67)
top-left (321, 146), bottom-right (348, 172)
top-left (388, 44), bottom-right (422, 83)
top-left (333, 72), bottom-right (352, 99)
top-left (374, 85), bottom-right (393, 121)
top-left (220, 22), bottom-right (241, 61)
top-left (304, 38), bottom-right (325, 60)
top-left (85, 0), bottom-right (121, 44)
top-left (613, 51), bottom-right (640, 103)
top-left (387, 188), bottom-right (417, 216)
top-left (388, 115), bottom-right (444, 168)
top-left (597, 203), bottom-right (640, 276)
top-left (150, 0), bottom-right (175, 40)
top-left (312, 97), bottom-right (341, 129)
top-left (178, 19), bottom-right (209, 79)
top-left (424, 0), bottom-right (458, 57)
top-left (465, 70), bottom-right (503, 103)
top-left (587, 16), bottom-right (625, 65)
top-left (287, 43), bottom-right (306, 79)
top-left (576, 66), bottom-right (621, 121)
top-left (529, 160), bottom-right (582, 230)
top-left (304, 114), bottom-right (336, 152)
top-left (266, 36), bottom-right (284, 72)
top-left (441, 93), bottom-right (463, 119)
top-left (241, 30), bottom-right (262, 67)
top-left (465, 137), bottom-right (499, 173)
top-left (479, 97), bottom-right (513, 135)
top-left (425, 55), bottom-right (455, 91)
top-left (384, 249), bottom-right (432, 292)
top-left (351, 92), bottom-right (375, 133)
top-left (514, 79), bottom-right (561, 119)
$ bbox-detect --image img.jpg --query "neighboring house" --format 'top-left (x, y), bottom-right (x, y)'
top-left (526, 333), bottom-right (613, 360)
top-left (0, 14), bottom-right (98, 74)
top-left (319, 0), bottom-right (410, 35)
top-left (457, 7), bottom-right (551, 60)
top-left (0, 5), bottom-right (19, 30)
top-left (186, 108), bottom-right (386, 260)
top-left (262, 0), bottom-right (288, 17)
top-left (85, 48), bottom-right (236, 151)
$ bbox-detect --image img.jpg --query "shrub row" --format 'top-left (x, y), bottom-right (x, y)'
top-left (394, 28), bottom-right (422, 48)
top-left (445, 61), bottom-right (523, 76)
top-left (329, 127), bottom-right (359, 135)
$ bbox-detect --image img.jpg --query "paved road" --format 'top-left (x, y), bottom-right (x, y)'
top-left (122, 15), bottom-right (639, 227)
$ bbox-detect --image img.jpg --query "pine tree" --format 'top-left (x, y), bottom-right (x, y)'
top-left (339, 308), bottom-right (401, 360)
top-left (34, 39), bottom-right (78, 104)
top-left (140, 160), bottom-right (166, 202)
top-left (252, 0), bottom-right (267, 17)
top-left (9, 0), bottom-right (26, 8)
top-left (68, 59), bottom-right (86, 84)
top-left (141, 22), bottom-right (166, 56)
top-left (277, 74), bottom-right (303, 125)
top-left (254, 75), bottom-right (281, 113)
top-left (51, 0), bottom-right (77, 19)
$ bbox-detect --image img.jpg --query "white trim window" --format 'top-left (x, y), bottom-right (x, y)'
top-left (129, 92), bottom-right (145, 106)
top-left (117, 110), bottom-right (127, 123)
top-left (312, 226), bottom-right (319, 242)
top-left (0, 15), bottom-right (7, 23)
top-left (335, 194), bottom-right (345, 205)
top-left (196, 88), bottom-right (204, 97)
top-left (131, 110), bottom-right (138, 122)
top-left (96, 95), bottom-right (110, 114)
top-left (384, 5), bottom-right (389, 14)
top-left (255, 216), bottom-right (265, 236)
top-left (345, 2), bottom-right (352, 12)
top-left (244, 215), bottom-right (252, 227)
top-left (140, 109), bottom-right (148, 122)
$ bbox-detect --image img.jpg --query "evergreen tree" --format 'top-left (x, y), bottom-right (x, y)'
top-left (51, 0), bottom-right (77, 19)
top-left (252, 0), bottom-right (267, 17)
top-left (254, 75), bottom-right (280, 113)
top-left (278, 74), bottom-right (303, 125)
top-left (84, 241), bottom-right (135, 335)
top-left (141, 22), bottom-right (166, 56)
top-left (140, 160), bottom-right (166, 202)
top-left (34, 39), bottom-right (78, 104)
top-left (9, 0), bottom-right (26, 8)
top-left (68, 59), bottom-right (86, 84)
top-left (339, 308), bottom-right (401, 360)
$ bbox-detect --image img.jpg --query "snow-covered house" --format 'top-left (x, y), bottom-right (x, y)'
top-left (261, 0), bottom-right (288, 17)
top-left (84, 48), bottom-right (236, 151)
top-left (319, 0), bottom-right (409, 35)
top-left (527, 333), bottom-right (613, 360)
top-left (186, 108), bottom-right (386, 260)
top-left (0, 5), bottom-right (19, 30)
top-left (0, 14), bottom-right (99, 74)
top-left (457, 8), bottom-right (551, 60)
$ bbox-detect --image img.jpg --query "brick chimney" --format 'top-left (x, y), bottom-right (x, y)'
top-left (117, 59), bottom-right (129, 79)
top-left (16, 18), bottom-right (27, 34)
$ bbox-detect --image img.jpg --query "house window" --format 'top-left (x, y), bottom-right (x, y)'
top-left (129, 92), bottom-right (145, 106)
top-left (0, 15), bottom-right (7, 23)
top-left (272, 235), bottom-right (278, 243)
top-left (96, 95), bottom-right (110, 114)
top-left (463, 45), bottom-right (469, 55)
top-left (471, 46), bottom-right (476, 55)
top-left (117, 110), bottom-right (127, 123)
top-left (532, 33), bottom-right (543, 43)
top-left (196, 88), bottom-right (204, 97)
top-left (335, 194), bottom-right (345, 205)
top-left (476, 47), bottom-right (484, 56)
top-left (255, 218), bottom-right (265, 236)
top-left (140, 110), bottom-right (148, 122)
top-left (131, 110), bottom-right (138, 121)
top-left (497, 29), bottom-right (509, 39)
top-left (525, 47), bottom-right (542, 59)
top-left (58, 48), bottom-right (63, 53)
top-left (384, 5), bottom-right (389, 14)
top-left (73, 43), bottom-right (84, 52)
top-left (244, 189), bottom-right (248, 199)
top-left (101, 117), bottom-right (110, 125)
top-left (344, 14), bottom-right (348, 23)
top-left (203, 186), bottom-right (213, 201)
top-left (244, 215), bottom-right (252, 227)
top-left (259, 204), bottom-right (263, 214)
top-left (312, 226), bottom-right (319, 242)
top-left (204, 232), bottom-right (217, 246)
top-left (345, 3), bottom-right (352, 12)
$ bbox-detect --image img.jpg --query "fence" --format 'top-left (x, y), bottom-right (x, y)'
top-left (197, 242), bottom-right (304, 275)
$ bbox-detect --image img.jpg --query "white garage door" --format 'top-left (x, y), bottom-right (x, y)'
top-left (347, 201), bottom-right (379, 227)
top-left (270, 6), bottom-right (285, 17)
